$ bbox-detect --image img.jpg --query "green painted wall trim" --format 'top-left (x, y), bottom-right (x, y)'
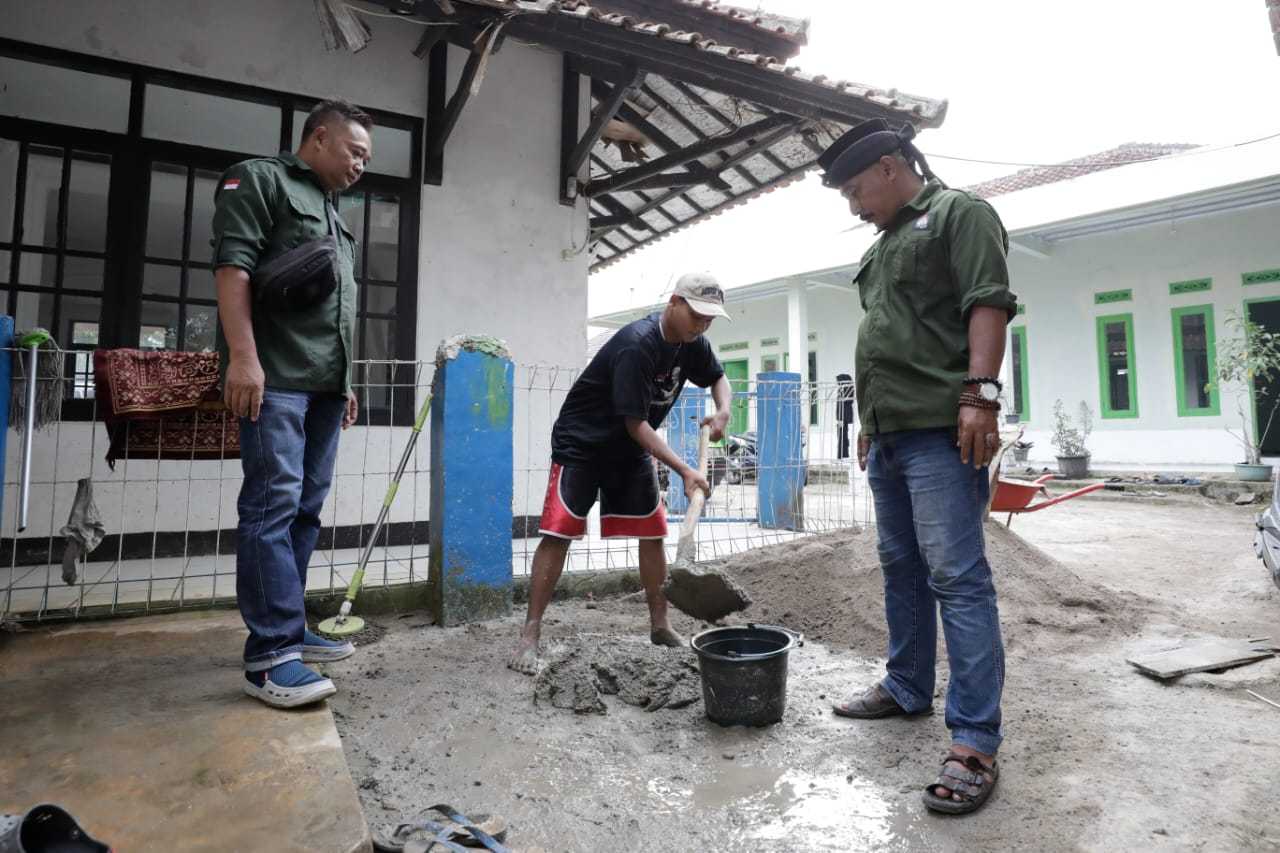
top-left (1094, 288), bottom-right (1133, 305)
top-left (719, 340), bottom-right (749, 352)
top-left (760, 337), bottom-right (780, 347)
top-left (1169, 278), bottom-right (1212, 295)
top-left (1170, 304), bottom-right (1220, 417)
top-left (1011, 326), bottom-right (1030, 423)
top-left (1243, 268), bottom-right (1280, 286)
top-left (1095, 313), bottom-right (1139, 419)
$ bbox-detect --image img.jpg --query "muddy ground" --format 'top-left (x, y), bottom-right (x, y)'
top-left (329, 494), bottom-right (1280, 852)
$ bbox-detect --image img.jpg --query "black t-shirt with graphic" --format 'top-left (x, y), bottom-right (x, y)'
top-left (552, 312), bottom-right (723, 465)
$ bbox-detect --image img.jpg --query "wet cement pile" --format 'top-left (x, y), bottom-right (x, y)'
top-left (534, 637), bottom-right (702, 715)
top-left (707, 523), bottom-right (1154, 653)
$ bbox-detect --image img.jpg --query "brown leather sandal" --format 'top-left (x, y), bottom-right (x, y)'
top-left (921, 752), bottom-right (999, 815)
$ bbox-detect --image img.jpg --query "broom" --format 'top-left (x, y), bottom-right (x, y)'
top-left (318, 393), bottom-right (432, 638)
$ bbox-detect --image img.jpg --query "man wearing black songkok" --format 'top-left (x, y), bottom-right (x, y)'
top-left (821, 119), bottom-right (1017, 815)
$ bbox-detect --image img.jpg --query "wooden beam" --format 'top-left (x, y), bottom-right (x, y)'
top-left (501, 18), bottom-right (938, 128)
top-left (412, 25), bottom-right (449, 59)
top-left (565, 67), bottom-right (640, 191)
top-left (559, 55), bottom-right (581, 205)
top-left (598, 86), bottom-right (732, 194)
top-left (665, 79), bottom-right (796, 178)
top-left (591, 192), bottom-right (656, 232)
top-left (599, 171), bottom-right (701, 193)
top-left (637, 81), bottom-right (763, 192)
top-left (424, 41), bottom-right (448, 185)
top-left (584, 112), bottom-right (793, 197)
top-left (589, 157), bottom-right (684, 232)
top-left (427, 29), bottom-right (495, 160)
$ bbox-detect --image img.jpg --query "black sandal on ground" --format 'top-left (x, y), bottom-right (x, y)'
top-left (921, 752), bottom-right (999, 815)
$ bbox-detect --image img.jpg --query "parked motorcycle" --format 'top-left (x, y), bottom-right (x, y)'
top-left (1254, 471), bottom-right (1280, 591)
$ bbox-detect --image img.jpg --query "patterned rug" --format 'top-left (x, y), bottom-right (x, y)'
top-left (93, 349), bottom-right (240, 467)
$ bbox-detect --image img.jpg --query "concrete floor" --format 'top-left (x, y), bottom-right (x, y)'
top-left (0, 611), bottom-right (370, 853)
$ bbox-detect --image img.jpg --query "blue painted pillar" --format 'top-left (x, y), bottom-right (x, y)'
top-left (429, 337), bottom-right (514, 626)
top-left (0, 316), bottom-right (11, 525)
top-left (757, 371), bottom-right (804, 531)
top-left (664, 387), bottom-right (706, 514)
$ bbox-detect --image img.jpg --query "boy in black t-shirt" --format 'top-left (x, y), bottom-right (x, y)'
top-left (510, 274), bottom-right (734, 674)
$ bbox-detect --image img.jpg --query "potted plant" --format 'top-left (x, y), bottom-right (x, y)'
top-left (1011, 439), bottom-right (1033, 465)
top-left (1212, 313), bottom-right (1280, 481)
top-left (1050, 399), bottom-right (1093, 479)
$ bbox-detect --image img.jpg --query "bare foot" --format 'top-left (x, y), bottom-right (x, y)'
top-left (508, 630), bottom-right (541, 675)
top-left (650, 626), bottom-right (685, 648)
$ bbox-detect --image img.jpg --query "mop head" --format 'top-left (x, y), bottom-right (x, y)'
top-left (10, 328), bottom-right (63, 433)
top-left (317, 613), bottom-right (366, 637)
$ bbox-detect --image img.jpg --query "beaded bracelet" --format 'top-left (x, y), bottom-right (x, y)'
top-left (957, 392), bottom-right (1001, 411)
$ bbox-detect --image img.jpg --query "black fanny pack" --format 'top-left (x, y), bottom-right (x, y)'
top-left (252, 199), bottom-right (341, 312)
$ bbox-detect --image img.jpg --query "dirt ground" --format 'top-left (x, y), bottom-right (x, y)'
top-left (329, 493), bottom-right (1280, 852)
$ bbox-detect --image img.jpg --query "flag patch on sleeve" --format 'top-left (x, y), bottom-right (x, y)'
top-left (222, 179), bottom-right (241, 191)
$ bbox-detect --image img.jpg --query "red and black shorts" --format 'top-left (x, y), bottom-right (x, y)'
top-left (538, 457), bottom-right (667, 540)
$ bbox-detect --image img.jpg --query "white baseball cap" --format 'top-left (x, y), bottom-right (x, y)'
top-left (673, 272), bottom-right (730, 320)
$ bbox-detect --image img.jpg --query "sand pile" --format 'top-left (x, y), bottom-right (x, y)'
top-left (534, 637), bottom-right (702, 715)
top-left (705, 523), bottom-right (1153, 654)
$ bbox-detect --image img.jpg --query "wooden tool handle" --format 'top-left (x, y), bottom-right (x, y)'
top-left (678, 424), bottom-right (712, 551)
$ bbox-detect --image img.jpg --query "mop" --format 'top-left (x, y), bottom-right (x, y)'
top-left (318, 393), bottom-right (432, 638)
top-left (662, 424), bottom-right (752, 622)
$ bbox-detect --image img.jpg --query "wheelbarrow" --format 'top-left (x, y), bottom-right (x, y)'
top-left (989, 473), bottom-right (1104, 526)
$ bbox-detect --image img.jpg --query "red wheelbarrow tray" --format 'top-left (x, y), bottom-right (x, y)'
top-left (990, 473), bottom-right (1104, 515)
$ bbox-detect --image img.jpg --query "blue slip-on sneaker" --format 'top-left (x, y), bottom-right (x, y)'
top-left (243, 660), bottom-right (337, 708)
top-left (302, 628), bottom-right (356, 663)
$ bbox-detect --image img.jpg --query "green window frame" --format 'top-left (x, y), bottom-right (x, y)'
top-left (1096, 313), bottom-right (1139, 419)
top-left (1010, 326), bottom-right (1030, 422)
top-left (1170, 305), bottom-right (1219, 417)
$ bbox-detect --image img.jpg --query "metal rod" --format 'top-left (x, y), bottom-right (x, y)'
top-left (17, 343), bottom-right (38, 531)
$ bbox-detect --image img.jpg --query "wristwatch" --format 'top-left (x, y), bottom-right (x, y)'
top-left (963, 376), bottom-right (1002, 402)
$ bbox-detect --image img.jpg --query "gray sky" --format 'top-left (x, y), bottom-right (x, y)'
top-left (589, 0), bottom-right (1280, 318)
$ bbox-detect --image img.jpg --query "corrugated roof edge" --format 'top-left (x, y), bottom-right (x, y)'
top-left (590, 169), bottom-right (809, 272)
top-left (455, 0), bottom-right (947, 125)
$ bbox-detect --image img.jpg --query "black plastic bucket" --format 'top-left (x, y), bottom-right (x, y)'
top-left (691, 624), bottom-right (802, 727)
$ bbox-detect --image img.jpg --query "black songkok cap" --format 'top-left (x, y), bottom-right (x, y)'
top-left (818, 119), bottom-right (938, 188)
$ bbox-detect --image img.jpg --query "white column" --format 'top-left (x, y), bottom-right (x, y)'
top-left (787, 280), bottom-right (809, 386)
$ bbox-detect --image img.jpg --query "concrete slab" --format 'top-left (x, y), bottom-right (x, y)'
top-left (0, 611), bottom-right (371, 853)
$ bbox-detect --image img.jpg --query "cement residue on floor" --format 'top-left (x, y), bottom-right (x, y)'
top-left (329, 499), bottom-right (1280, 852)
top-left (534, 635), bottom-right (701, 714)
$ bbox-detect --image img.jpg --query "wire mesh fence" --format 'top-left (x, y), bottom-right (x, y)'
top-left (1, 353), bottom-right (436, 621)
top-left (2, 348), bottom-right (869, 622)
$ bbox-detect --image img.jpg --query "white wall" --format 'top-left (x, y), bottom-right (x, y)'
top-left (1006, 202), bottom-right (1280, 469)
top-left (0, 0), bottom-right (589, 536)
top-left (702, 200), bottom-right (1280, 471)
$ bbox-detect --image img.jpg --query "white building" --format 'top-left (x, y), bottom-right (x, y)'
top-left (0, 0), bottom-right (944, 614)
top-left (592, 139), bottom-right (1280, 470)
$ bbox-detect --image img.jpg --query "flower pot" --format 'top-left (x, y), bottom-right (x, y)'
top-left (1056, 455), bottom-right (1090, 479)
top-left (1234, 463), bottom-right (1274, 482)
top-left (1011, 446), bottom-right (1029, 464)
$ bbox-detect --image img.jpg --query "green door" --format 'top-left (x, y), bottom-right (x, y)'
top-left (722, 358), bottom-right (750, 436)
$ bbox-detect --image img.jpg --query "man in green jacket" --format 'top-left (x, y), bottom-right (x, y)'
top-left (212, 100), bottom-right (371, 708)
top-left (820, 119), bottom-right (1017, 814)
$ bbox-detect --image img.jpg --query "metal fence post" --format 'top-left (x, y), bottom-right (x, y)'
top-left (664, 387), bottom-right (706, 514)
top-left (428, 337), bottom-right (514, 626)
top-left (0, 316), bottom-right (12, 528)
top-left (757, 371), bottom-right (803, 531)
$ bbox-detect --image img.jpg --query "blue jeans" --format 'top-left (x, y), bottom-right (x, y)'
top-left (868, 428), bottom-right (1005, 755)
top-left (237, 388), bottom-right (346, 671)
